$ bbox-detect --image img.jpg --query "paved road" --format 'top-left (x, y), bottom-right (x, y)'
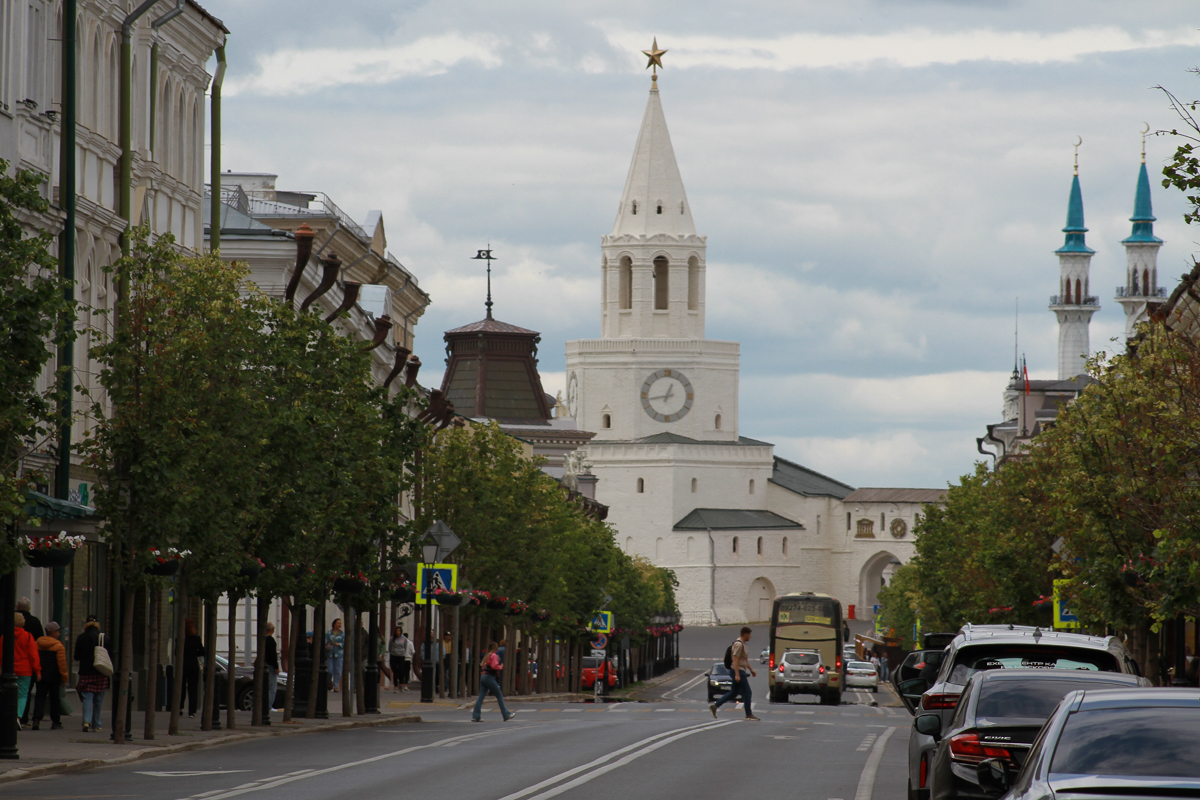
top-left (3, 625), bottom-right (910, 800)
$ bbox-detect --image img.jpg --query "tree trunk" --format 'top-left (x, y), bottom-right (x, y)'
top-left (143, 587), bottom-right (159, 739)
top-left (168, 573), bottom-right (187, 735)
top-left (226, 594), bottom-right (237, 728)
top-left (282, 599), bottom-right (299, 723)
top-left (113, 584), bottom-right (136, 744)
top-left (252, 594), bottom-right (267, 725)
top-left (306, 602), bottom-right (324, 719)
top-left (201, 600), bottom-right (217, 730)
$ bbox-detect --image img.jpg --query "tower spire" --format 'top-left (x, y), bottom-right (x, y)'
top-left (1050, 145), bottom-right (1098, 379)
top-left (473, 246), bottom-right (496, 319)
top-left (1116, 127), bottom-right (1165, 341)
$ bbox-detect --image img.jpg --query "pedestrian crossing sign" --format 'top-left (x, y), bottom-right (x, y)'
top-left (1053, 579), bottom-right (1080, 629)
top-left (416, 563), bottom-right (458, 605)
top-left (589, 611), bottom-right (613, 633)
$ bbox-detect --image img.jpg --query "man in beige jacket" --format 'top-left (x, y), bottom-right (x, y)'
top-left (711, 626), bottom-right (759, 721)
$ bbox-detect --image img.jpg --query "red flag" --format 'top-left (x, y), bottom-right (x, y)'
top-left (1022, 356), bottom-right (1030, 395)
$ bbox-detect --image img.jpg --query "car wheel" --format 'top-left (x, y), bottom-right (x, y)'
top-left (236, 686), bottom-right (254, 712)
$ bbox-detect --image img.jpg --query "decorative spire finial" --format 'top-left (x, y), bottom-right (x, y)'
top-left (642, 37), bottom-right (667, 84)
top-left (1073, 135), bottom-right (1082, 176)
top-left (1141, 122), bottom-right (1149, 164)
top-left (472, 247), bottom-right (497, 319)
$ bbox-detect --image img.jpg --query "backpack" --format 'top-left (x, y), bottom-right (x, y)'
top-left (723, 639), bottom-right (737, 670)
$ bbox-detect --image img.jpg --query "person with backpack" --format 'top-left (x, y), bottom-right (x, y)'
top-left (711, 626), bottom-right (759, 721)
top-left (471, 639), bottom-right (515, 722)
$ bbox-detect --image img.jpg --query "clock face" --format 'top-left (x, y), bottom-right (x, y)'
top-left (641, 369), bottom-right (694, 422)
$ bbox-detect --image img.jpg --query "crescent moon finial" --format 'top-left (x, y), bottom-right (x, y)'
top-left (1142, 122), bottom-right (1150, 134)
top-left (1141, 123), bottom-right (1150, 163)
top-left (1073, 136), bottom-right (1082, 175)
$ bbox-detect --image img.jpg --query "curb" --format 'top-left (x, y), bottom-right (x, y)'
top-left (0, 714), bottom-right (422, 786)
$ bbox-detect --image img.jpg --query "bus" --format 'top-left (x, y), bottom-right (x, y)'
top-left (767, 592), bottom-right (845, 705)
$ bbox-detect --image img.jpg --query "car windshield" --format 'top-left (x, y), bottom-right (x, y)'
top-left (1050, 707), bottom-right (1200, 778)
top-left (948, 646), bottom-right (1119, 685)
top-left (710, 664), bottom-right (732, 676)
top-left (848, 661), bottom-right (874, 670)
top-left (976, 678), bottom-right (1132, 723)
top-left (784, 652), bottom-right (820, 666)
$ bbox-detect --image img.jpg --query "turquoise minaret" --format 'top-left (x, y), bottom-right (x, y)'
top-left (1115, 137), bottom-right (1164, 341)
top-left (1050, 144), bottom-right (1098, 379)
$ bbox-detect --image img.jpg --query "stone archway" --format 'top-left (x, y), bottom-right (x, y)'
top-left (746, 576), bottom-right (776, 623)
top-left (859, 551), bottom-right (902, 620)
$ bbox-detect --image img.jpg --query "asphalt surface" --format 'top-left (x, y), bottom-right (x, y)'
top-left (3, 624), bottom-right (911, 800)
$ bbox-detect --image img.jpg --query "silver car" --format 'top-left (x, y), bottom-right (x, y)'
top-left (897, 624), bottom-right (1145, 800)
top-left (845, 660), bottom-right (879, 692)
top-left (774, 649), bottom-right (830, 701)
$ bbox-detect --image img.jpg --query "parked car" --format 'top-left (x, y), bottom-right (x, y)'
top-left (845, 660), bottom-right (880, 692)
top-left (580, 656), bottom-right (617, 690)
top-left (213, 654), bottom-right (288, 711)
top-left (971, 688), bottom-right (1200, 800)
top-left (843, 644), bottom-right (859, 664)
top-left (707, 663), bottom-right (734, 701)
top-left (898, 625), bottom-right (1142, 800)
top-left (920, 669), bottom-right (1146, 800)
top-left (896, 648), bottom-right (947, 689)
top-left (772, 649), bottom-right (830, 702)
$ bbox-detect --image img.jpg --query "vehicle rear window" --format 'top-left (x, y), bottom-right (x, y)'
top-left (784, 653), bottom-right (820, 665)
top-left (948, 647), bottom-right (1119, 685)
top-left (1050, 707), bottom-right (1200, 778)
top-left (976, 679), bottom-right (1131, 723)
top-left (582, 658), bottom-right (599, 668)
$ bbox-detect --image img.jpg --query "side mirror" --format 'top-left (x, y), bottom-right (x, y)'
top-left (914, 714), bottom-right (942, 739)
top-left (975, 758), bottom-right (1011, 795)
top-left (897, 677), bottom-right (929, 715)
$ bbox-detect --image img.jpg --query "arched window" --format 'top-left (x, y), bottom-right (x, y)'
top-left (756, 537), bottom-right (763, 555)
top-left (637, 477), bottom-right (644, 493)
top-left (619, 256), bottom-right (632, 310)
top-left (688, 255), bottom-right (699, 310)
top-left (732, 536), bottom-right (739, 554)
top-left (653, 256), bottom-right (669, 310)
top-left (1131, 271), bottom-right (1140, 295)
top-left (1075, 278), bottom-right (1082, 303)
top-left (749, 479), bottom-right (755, 495)
top-left (687, 537), bottom-right (695, 560)
top-left (625, 537), bottom-right (633, 552)
top-left (782, 537), bottom-right (788, 556)
top-left (881, 512), bottom-right (885, 530)
top-left (714, 413), bottom-right (722, 430)
top-left (691, 477), bottom-right (697, 493)
top-left (656, 201), bottom-right (663, 214)
top-left (846, 512), bottom-right (851, 530)
top-left (655, 537), bottom-right (663, 560)
top-left (109, 42), bottom-right (118, 140)
top-left (602, 413), bottom-right (611, 429)
top-left (680, 201), bottom-right (685, 214)
top-left (631, 200), bottom-right (638, 215)
top-left (1144, 268), bottom-right (1150, 295)
top-left (1063, 279), bottom-right (1071, 304)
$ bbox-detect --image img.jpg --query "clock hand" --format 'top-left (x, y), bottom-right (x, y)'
top-left (649, 393), bottom-right (674, 401)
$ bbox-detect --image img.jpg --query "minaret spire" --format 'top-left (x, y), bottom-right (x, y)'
top-left (1116, 125), bottom-right (1165, 341)
top-left (1050, 142), bottom-right (1098, 380)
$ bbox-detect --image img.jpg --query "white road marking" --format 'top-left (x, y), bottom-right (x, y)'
top-left (654, 708), bottom-right (676, 712)
top-left (856, 734), bottom-right (877, 752)
top-left (854, 726), bottom-right (897, 800)
top-left (662, 670), bottom-right (708, 701)
top-left (813, 722), bottom-right (834, 725)
top-left (496, 719), bottom-right (737, 800)
top-left (140, 771), bottom-right (252, 777)
top-left (560, 709), bottom-right (582, 713)
top-left (795, 710), bottom-right (815, 714)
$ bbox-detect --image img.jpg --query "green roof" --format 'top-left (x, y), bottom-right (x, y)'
top-left (23, 491), bottom-right (95, 520)
top-left (674, 508), bottom-right (804, 531)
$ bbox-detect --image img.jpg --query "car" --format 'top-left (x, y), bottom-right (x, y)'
top-left (845, 660), bottom-right (879, 692)
top-left (772, 649), bottom-right (830, 703)
top-left (843, 644), bottom-right (859, 664)
top-left (213, 654), bottom-right (289, 711)
top-left (898, 625), bottom-right (1142, 800)
top-left (896, 648), bottom-right (947, 689)
top-left (760, 647), bottom-right (770, 664)
top-left (707, 663), bottom-right (734, 701)
top-left (920, 669), bottom-right (1146, 800)
top-left (580, 656), bottom-right (617, 690)
top-left (972, 688), bottom-right (1200, 800)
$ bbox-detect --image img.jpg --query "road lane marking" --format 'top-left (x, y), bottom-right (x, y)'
top-left (495, 720), bottom-right (735, 800)
top-left (139, 771), bottom-right (252, 777)
top-left (174, 728), bottom-right (525, 800)
top-left (662, 669), bottom-right (708, 701)
top-left (856, 734), bottom-right (877, 752)
top-left (654, 708), bottom-right (676, 712)
top-left (853, 726), bottom-right (896, 800)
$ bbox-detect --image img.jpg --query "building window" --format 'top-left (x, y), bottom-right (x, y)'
top-left (691, 477), bottom-right (697, 493)
top-left (656, 201), bottom-right (663, 214)
top-left (782, 536), bottom-right (788, 556)
top-left (714, 413), bottom-right (721, 430)
top-left (602, 413), bottom-right (611, 429)
top-left (749, 479), bottom-right (755, 495)
top-left (856, 519), bottom-right (875, 538)
top-left (631, 200), bottom-right (638, 215)
top-left (637, 477), bottom-right (644, 493)
top-left (880, 512), bottom-right (885, 530)
top-left (653, 256), bottom-right (669, 310)
top-left (846, 512), bottom-right (851, 531)
top-left (732, 536), bottom-right (739, 554)
top-left (1075, 278), bottom-right (1082, 303)
top-left (688, 256), bottom-right (700, 310)
top-left (680, 201), bottom-right (685, 214)
top-left (625, 537), bottom-right (633, 552)
top-left (756, 537), bottom-right (763, 555)
top-left (619, 256), bottom-right (632, 310)
top-left (655, 537), bottom-right (663, 560)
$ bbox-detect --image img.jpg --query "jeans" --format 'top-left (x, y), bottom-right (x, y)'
top-left (328, 656), bottom-right (344, 690)
top-left (34, 678), bottom-right (62, 724)
top-left (472, 673), bottom-right (510, 720)
top-left (714, 669), bottom-right (753, 716)
top-left (266, 668), bottom-right (279, 714)
top-left (80, 689), bottom-right (105, 728)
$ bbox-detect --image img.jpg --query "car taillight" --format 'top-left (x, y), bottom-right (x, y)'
top-left (836, 656), bottom-right (842, 670)
top-left (948, 733), bottom-right (1013, 765)
top-left (818, 665), bottom-right (825, 673)
top-left (769, 654), bottom-right (775, 670)
top-left (777, 664), bottom-right (785, 673)
top-left (919, 754), bottom-right (928, 788)
top-left (921, 693), bottom-right (960, 710)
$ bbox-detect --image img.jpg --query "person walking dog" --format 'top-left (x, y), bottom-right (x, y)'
top-left (711, 626), bottom-right (759, 721)
top-left (471, 640), bottom-right (515, 722)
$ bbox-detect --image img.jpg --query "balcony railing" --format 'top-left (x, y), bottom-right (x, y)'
top-left (1115, 286), bottom-right (1167, 298)
top-left (1049, 295), bottom-right (1100, 306)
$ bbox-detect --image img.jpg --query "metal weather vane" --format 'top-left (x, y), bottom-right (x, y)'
top-left (642, 37), bottom-right (667, 77)
top-left (472, 246), bottom-right (496, 319)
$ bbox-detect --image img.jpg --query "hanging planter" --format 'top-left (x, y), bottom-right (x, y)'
top-left (24, 548), bottom-right (77, 568)
top-left (333, 577), bottom-right (367, 594)
top-left (434, 592), bottom-right (466, 607)
top-left (505, 601), bottom-right (528, 617)
top-left (1122, 570), bottom-right (1143, 588)
top-left (392, 586), bottom-right (416, 603)
top-left (19, 532), bottom-right (85, 569)
top-left (238, 558), bottom-right (264, 581)
top-left (146, 560), bottom-right (181, 577)
top-left (487, 597), bottom-right (509, 611)
top-left (531, 610), bottom-right (551, 623)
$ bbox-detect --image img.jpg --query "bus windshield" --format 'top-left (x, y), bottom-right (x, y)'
top-left (776, 597), bottom-right (838, 626)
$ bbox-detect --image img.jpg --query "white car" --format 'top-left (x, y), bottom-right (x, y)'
top-left (844, 660), bottom-right (879, 692)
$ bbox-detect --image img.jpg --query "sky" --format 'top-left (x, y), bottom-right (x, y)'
top-left (204, 0), bottom-right (1200, 489)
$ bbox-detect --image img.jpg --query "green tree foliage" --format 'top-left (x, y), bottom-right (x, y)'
top-left (0, 163), bottom-right (75, 571)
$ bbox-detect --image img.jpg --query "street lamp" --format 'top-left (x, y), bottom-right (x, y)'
top-left (420, 521), bottom-right (458, 703)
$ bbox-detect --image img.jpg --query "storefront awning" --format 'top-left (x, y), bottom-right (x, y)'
top-left (23, 491), bottom-right (95, 520)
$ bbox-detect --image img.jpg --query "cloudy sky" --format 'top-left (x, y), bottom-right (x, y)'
top-left (206, 0), bottom-right (1200, 489)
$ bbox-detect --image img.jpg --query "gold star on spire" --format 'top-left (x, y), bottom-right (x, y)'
top-left (642, 37), bottom-right (667, 75)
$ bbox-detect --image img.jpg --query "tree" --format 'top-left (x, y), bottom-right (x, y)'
top-left (0, 162), bottom-right (74, 570)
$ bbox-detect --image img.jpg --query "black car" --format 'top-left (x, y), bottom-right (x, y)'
top-left (975, 687), bottom-right (1200, 800)
top-left (919, 669), bottom-right (1145, 800)
top-left (706, 663), bottom-right (734, 701)
top-left (214, 654), bottom-right (288, 711)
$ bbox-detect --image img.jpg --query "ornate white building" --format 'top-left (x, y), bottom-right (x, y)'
top-left (566, 72), bottom-right (944, 625)
top-left (1115, 155), bottom-right (1166, 340)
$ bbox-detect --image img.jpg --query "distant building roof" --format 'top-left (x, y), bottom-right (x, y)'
top-left (1160, 259), bottom-right (1200, 342)
top-left (674, 508), bottom-right (805, 531)
top-left (769, 456), bottom-right (856, 499)
top-left (842, 488), bottom-right (947, 504)
top-left (445, 318), bottom-right (539, 336)
top-left (600, 432), bottom-right (773, 446)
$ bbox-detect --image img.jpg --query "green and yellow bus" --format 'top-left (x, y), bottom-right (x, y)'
top-left (767, 592), bottom-right (844, 705)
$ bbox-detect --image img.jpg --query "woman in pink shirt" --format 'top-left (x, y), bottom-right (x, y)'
top-left (471, 639), bottom-right (515, 722)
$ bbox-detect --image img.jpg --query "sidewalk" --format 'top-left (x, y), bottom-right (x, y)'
top-left (0, 706), bottom-right (421, 785)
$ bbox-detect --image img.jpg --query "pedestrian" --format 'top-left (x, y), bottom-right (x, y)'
top-left (180, 617), bottom-right (205, 718)
top-left (710, 626), bottom-right (759, 721)
top-left (377, 628), bottom-right (392, 690)
top-left (326, 618), bottom-right (345, 692)
top-left (390, 627), bottom-right (412, 691)
top-left (263, 622), bottom-right (279, 717)
top-left (33, 621), bottom-right (68, 730)
top-left (16, 598), bottom-right (43, 726)
top-left (0, 612), bottom-right (41, 729)
top-left (73, 615), bottom-right (109, 733)
top-left (442, 630), bottom-right (453, 690)
top-left (471, 640), bottom-right (515, 723)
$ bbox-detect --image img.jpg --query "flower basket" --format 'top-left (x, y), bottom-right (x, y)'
top-left (24, 548), bottom-right (76, 568)
top-left (392, 586), bottom-right (416, 603)
top-left (333, 577), bottom-right (366, 594)
top-left (505, 602), bottom-right (528, 617)
top-left (434, 593), bottom-right (466, 607)
top-left (531, 610), bottom-right (551, 623)
top-left (486, 598), bottom-right (508, 611)
top-left (1122, 570), bottom-right (1142, 588)
top-left (146, 560), bottom-right (181, 577)
top-left (239, 562), bottom-right (262, 580)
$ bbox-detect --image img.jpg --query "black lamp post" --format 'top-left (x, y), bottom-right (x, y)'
top-left (0, 523), bottom-right (17, 759)
top-left (419, 539), bottom-right (437, 704)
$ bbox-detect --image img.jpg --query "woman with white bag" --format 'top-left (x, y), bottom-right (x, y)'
top-left (73, 615), bottom-right (112, 733)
